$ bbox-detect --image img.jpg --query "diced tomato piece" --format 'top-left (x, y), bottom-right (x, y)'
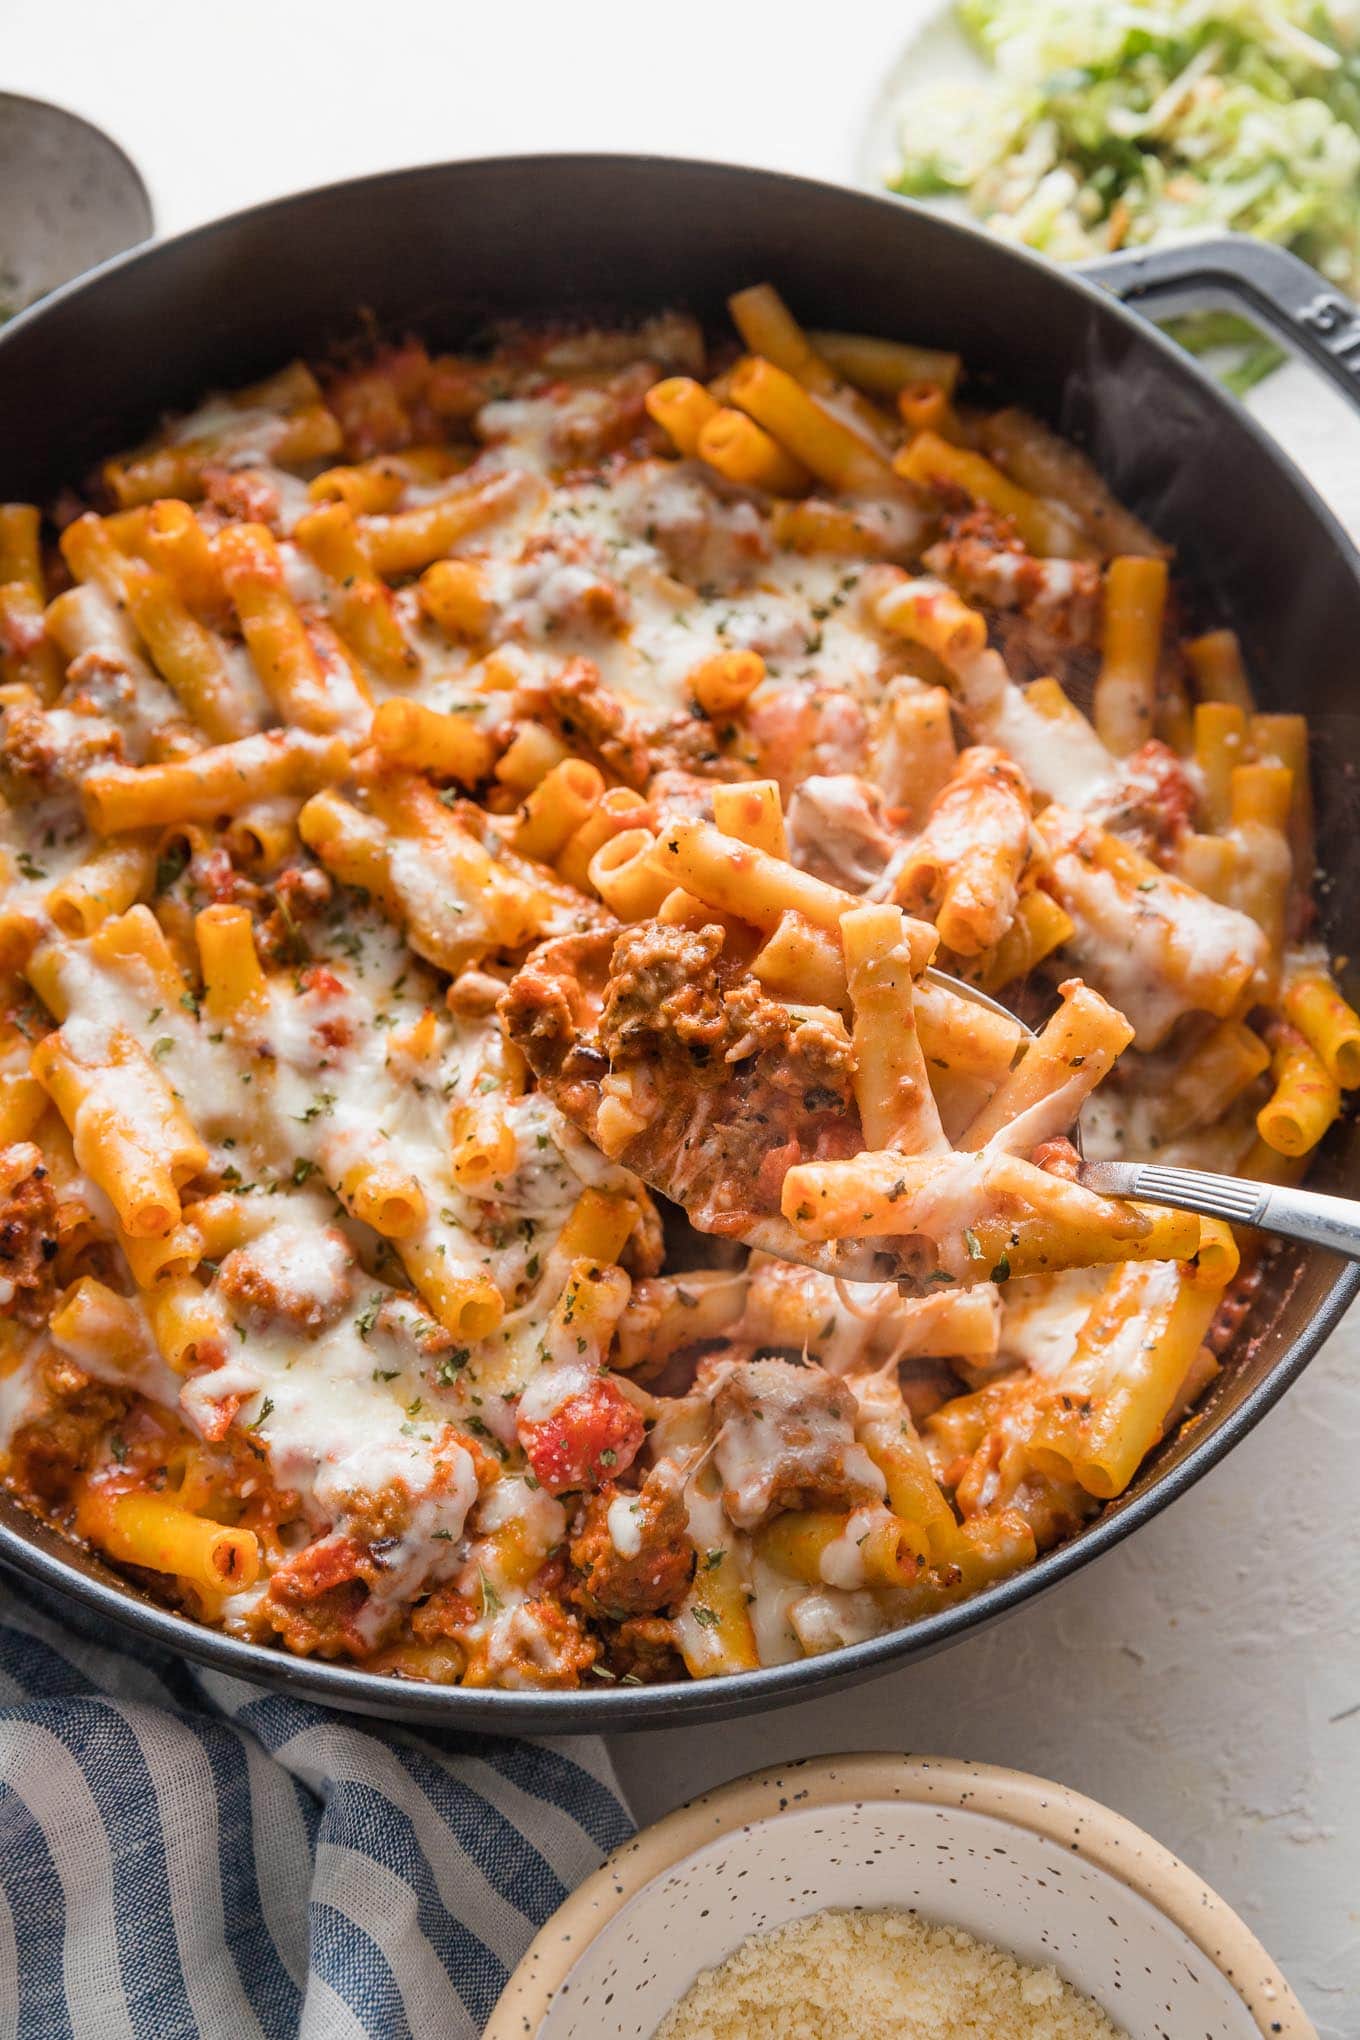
top-left (202, 465), bottom-right (283, 529)
top-left (518, 1377), bottom-right (645, 1496)
top-left (756, 1138), bottom-right (801, 1207)
top-left (300, 964), bottom-right (346, 998)
top-left (1109, 739), bottom-right (1196, 852)
top-left (273, 1533), bottom-right (367, 1599)
top-left (200, 846), bottom-right (245, 903)
top-left (194, 1391), bottom-right (242, 1443)
top-left (1031, 1135), bottom-right (1081, 1181)
top-left (265, 1534), bottom-right (376, 1659)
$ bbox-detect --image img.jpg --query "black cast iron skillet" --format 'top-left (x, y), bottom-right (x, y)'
top-left (2, 156), bottom-right (1358, 1730)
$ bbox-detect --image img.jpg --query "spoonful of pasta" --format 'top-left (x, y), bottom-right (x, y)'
top-left (502, 806), bottom-right (1360, 1289)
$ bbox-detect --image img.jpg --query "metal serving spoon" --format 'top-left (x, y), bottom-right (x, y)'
top-left (0, 93), bottom-right (152, 317)
top-left (942, 972), bottom-right (1360, 1264)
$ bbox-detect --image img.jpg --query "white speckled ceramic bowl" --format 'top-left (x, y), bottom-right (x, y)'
top-left (485, 1755), bottom-right (1314, 2040)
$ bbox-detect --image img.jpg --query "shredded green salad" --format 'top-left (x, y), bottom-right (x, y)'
top-left (888, 0), bottom-right (1360, 290)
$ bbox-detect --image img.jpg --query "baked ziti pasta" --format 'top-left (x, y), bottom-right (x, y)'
top-left (0, 289), bottom-right (1348, 1689)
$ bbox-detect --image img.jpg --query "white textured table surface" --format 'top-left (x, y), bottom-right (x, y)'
top-left (5, 4), bottom-right (1359, 2030)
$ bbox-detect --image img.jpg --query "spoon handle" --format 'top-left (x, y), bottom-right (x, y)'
top-left (1077, 1159), bottom-right (1360, 1263)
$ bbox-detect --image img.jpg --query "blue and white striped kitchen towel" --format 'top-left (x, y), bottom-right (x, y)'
top-left (0, 1570), bottom-right (634, 2038)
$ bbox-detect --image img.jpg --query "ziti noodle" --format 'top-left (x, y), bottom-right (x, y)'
top-left (0, 291), bottom-right (1348, 1689)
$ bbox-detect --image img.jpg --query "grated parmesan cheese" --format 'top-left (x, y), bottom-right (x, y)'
top-left (652, 1907), bottom-right (1126, 2040)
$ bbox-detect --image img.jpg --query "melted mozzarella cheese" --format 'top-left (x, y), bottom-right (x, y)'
top-left (999, 1268), bottom-right (1111, 1380)
top-left (1055, 858), bottom-right (1266, 1048)
top-left (786, 775), bottom-right (895, 888)
top-left (816, 1506), bottom-right (883, 1591)
top-left (713, 1373), bottom-right (885, 1532)
top-left (746, 1554), bottom-right (807, 1666)
top-left (607, 1491), bottom-right (644, 1560)
top-left (672, 1477), bottom-right (738, 1677)
top-left (788, 1585), bottom-right (884, 1654)
top-left (988, 677), bottom-right (1116, 808)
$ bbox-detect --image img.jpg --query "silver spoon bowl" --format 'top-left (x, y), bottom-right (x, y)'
top-left (0, 94), bottom-right (151, 319)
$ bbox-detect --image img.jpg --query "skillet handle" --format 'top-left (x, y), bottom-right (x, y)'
top-left (1077, 235), bottom-right (1360, 415)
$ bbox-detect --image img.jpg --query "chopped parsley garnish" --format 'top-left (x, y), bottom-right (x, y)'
top-left (355, 1293), bottom-right (384, 1340)
top-left (249, 1396), bottom-right (274, 1431)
